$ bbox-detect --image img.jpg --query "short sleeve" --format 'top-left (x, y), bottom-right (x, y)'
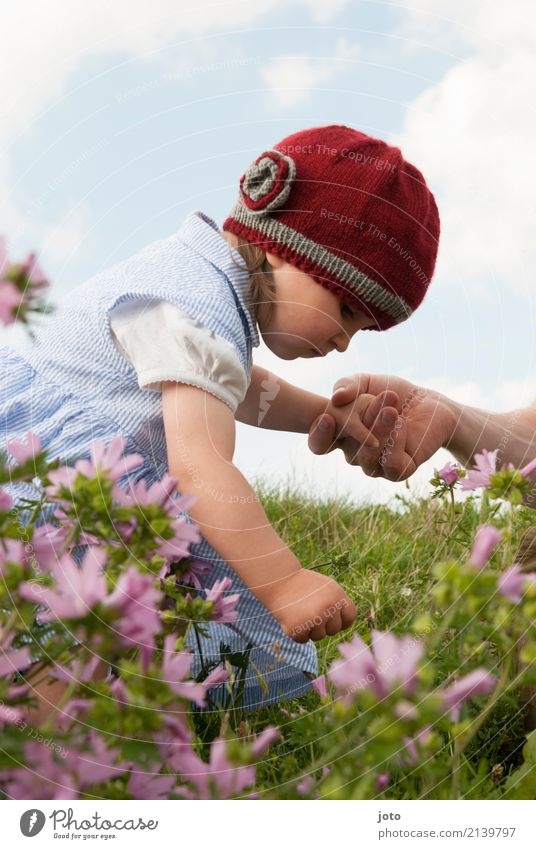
top-left (109, 299), bottom-right (248, 413)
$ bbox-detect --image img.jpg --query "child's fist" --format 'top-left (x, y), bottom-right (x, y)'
top-left (261, 569), bottom-right (356, 643)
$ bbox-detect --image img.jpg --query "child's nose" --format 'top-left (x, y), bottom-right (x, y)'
top-left (330, 332), bottom-right (351, 353)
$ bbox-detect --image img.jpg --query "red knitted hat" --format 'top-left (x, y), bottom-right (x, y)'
top-left (222, 124), bottom-right (440, 330)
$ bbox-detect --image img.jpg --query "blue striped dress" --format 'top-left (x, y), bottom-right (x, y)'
top-left (0, 210), bottom-right (317, 709)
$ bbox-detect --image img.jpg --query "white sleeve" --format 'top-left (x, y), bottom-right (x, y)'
top-left (109, 298), bottom-right (248, 413)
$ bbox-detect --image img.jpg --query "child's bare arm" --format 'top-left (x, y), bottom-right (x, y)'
top-left (162, 381), bottom-right (356, 641)
top-left (235, 364), bottom-right (379, 447)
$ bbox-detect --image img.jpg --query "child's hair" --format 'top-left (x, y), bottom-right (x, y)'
top-left (223, 231), bottom-right (276, 325)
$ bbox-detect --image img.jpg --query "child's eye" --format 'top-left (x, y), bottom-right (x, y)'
top-left (341, 304), bottom-right (355, 319)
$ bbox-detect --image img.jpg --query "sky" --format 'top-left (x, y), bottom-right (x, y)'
top-left (1, 0), bottom-right (535, 505)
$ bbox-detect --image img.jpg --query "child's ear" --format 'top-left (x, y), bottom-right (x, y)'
top-left (265, 250), bottom-right (286, 270)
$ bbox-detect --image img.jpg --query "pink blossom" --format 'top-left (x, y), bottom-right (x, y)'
top-left (173, 738), bottom-right (256, 799)
top-left (468, 525), bottom-right (502, 570)
top-left (50, 654), bottom-right (103, 684)
top-left (20, 545), bottom-right (108, 621)
top-left (6, 431), bottom-right (42, 463)
top-left (0, 642), bottom-right (32, 678)
top-left (441, 668), bottom-right (496, 721)
top-left (205, 577), bottom-right (240, 624)
top-left (0, 487), bottom-right (13, 511)
top-left (179, 558), bottom-right (212, 589)
top-left (438, 463), bottom-right (460, 485)
top-left (105, 566), bottom-right (163, 656)
top-left (160, 634), bottom-right (213, 707)
top-left (74, 436), bottom-right (144, 482)
top-left (44, 466), bottom-right (78, 502)
top-left (311, 674), bottom-right (329, 698)
top-left (376, 772), bottom-right (390, 790)
top-left (69, 733), bottom-right (130, 788)
top-left (520, 457), bottom-right (536, 478)
top-left (4, 734), bottom-right (130, 799)
top-left (296, 775), bottom-right (315, 796)
top-left (0, 702), bottom-right (24, 725)
top-left (113, 474), bottom-right (201, 561)
top-left (328, 630), bottom-right (424, 700)
top-left (401, 726), bottom-right (432, 766)
top-left (460, 449), bottom-right (498, 491)
top-left (128, 769), bottom-right (175, 800)
top-left (2, 743), bottom-right (78, 799)
top-left (498, 564), bottom-right (536, 603)
top-left (0, 279), bottom-right (23, 326)
top-left (250, 726), bottom-right (281, 757)
top-left (0, 537), bottom-right (25, 573)
top-left (24, 523), bottom-right (69, 572)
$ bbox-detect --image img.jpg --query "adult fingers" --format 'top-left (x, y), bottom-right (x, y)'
top-left (379, 414), bottom-right (417, 481)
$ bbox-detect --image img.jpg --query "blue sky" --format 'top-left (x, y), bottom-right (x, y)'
top-left (1, 0), bottom-right (535, 503)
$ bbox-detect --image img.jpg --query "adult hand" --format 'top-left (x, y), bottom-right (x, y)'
top-left (309, 374), bottom-right (457, 481)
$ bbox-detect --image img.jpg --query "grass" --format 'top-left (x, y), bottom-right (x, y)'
top-left (193, 481), bottom-right (536, 799)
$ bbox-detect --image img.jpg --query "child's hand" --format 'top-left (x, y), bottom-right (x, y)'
top-left (259, 569), bottom-right (356, 643)
top-left (310, 389), bottom-right (400, 467)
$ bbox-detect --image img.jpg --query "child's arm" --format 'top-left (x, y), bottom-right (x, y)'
top-left (235, 364), bottom-right (380, 447)
top-left (162, 381), bottom-right (356, 641)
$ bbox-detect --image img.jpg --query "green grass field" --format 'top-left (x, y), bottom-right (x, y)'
top-left (193, 483), bottom-right (536, 799)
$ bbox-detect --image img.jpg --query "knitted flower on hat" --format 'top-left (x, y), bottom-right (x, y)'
top-left (223, 124), bottom-right (440, 330)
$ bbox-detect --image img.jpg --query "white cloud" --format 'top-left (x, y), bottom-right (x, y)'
top-left (393, 0), bottom-right (536, 297)
top-left (0, 1), bottom-right (350, 242)
top-left (261, 36), bottom-right (360, 108)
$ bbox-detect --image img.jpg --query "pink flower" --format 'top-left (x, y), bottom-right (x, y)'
top-left (498, 564), bottom-right (536, 603)
top-left (250, 726), bottom-right (280, 757)
top-left (173, 738), bottom-right (256, 800)
top-left (179, 558), bottom-right (212, 589)
top-left (460, 449), bottom-right (498, 491)
top-left (441, 668), bottom-right (496, 721)
top-left (4, 734), bottom-right (130, 799)
top-left (0, 537), bottom-right (25, 573)
top-left (50, 654), bottom-right (103, 684)
top-left (0, 487), bottom-right (13, 511)
top-left (24, 523), bottom-right (69, 572)
top-left (0, 643), bottom-right (32, 679)
top-left (311, 674), bottom-right (329, 698)
top-left (0, 279), bottom-right (23, 326)
top-left (296, 775), bottom-right (315, 796)
top-left (128, 769), bottom-right (175, 800)
top-left (438, 463), bottom-right (460, 485)
top-left (520, 457), bottom-right (536, 478)
top-left (401, 726), bottom-right (432, 766)
top-left (105, 566), bottom-right (163, 657)
top-left (161, 634), bottom-right (208, 707)
top-left (6, 431), bottom-right (42, 463)
top-left (20, 545), bottom-right (108, 621)
top-left (376, 772), bottom-right (390, 790)
top-left (468, 525), bottom-right (502, 570)
top-left (328, 630), bottom-right (424, 700)
top-left (205, 577), bottom-right (240, 624)
top-left (113, 474), bottom-right (201, 561)
top-left (74, 436), bottom-right (144, 482)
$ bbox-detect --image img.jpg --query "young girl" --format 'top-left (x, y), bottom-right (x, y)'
top-left (1, 124), bottom-right (440, 710)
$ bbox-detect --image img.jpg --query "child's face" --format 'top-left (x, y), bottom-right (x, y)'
top-left (259, 253), bottom-right (376, 360)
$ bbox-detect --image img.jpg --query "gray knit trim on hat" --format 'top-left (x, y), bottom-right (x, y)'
top-left (227, 201), bottom-right (412, 323)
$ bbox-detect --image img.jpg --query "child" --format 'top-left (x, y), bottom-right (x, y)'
top-left (0, 124), bottom-right (440, 709)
